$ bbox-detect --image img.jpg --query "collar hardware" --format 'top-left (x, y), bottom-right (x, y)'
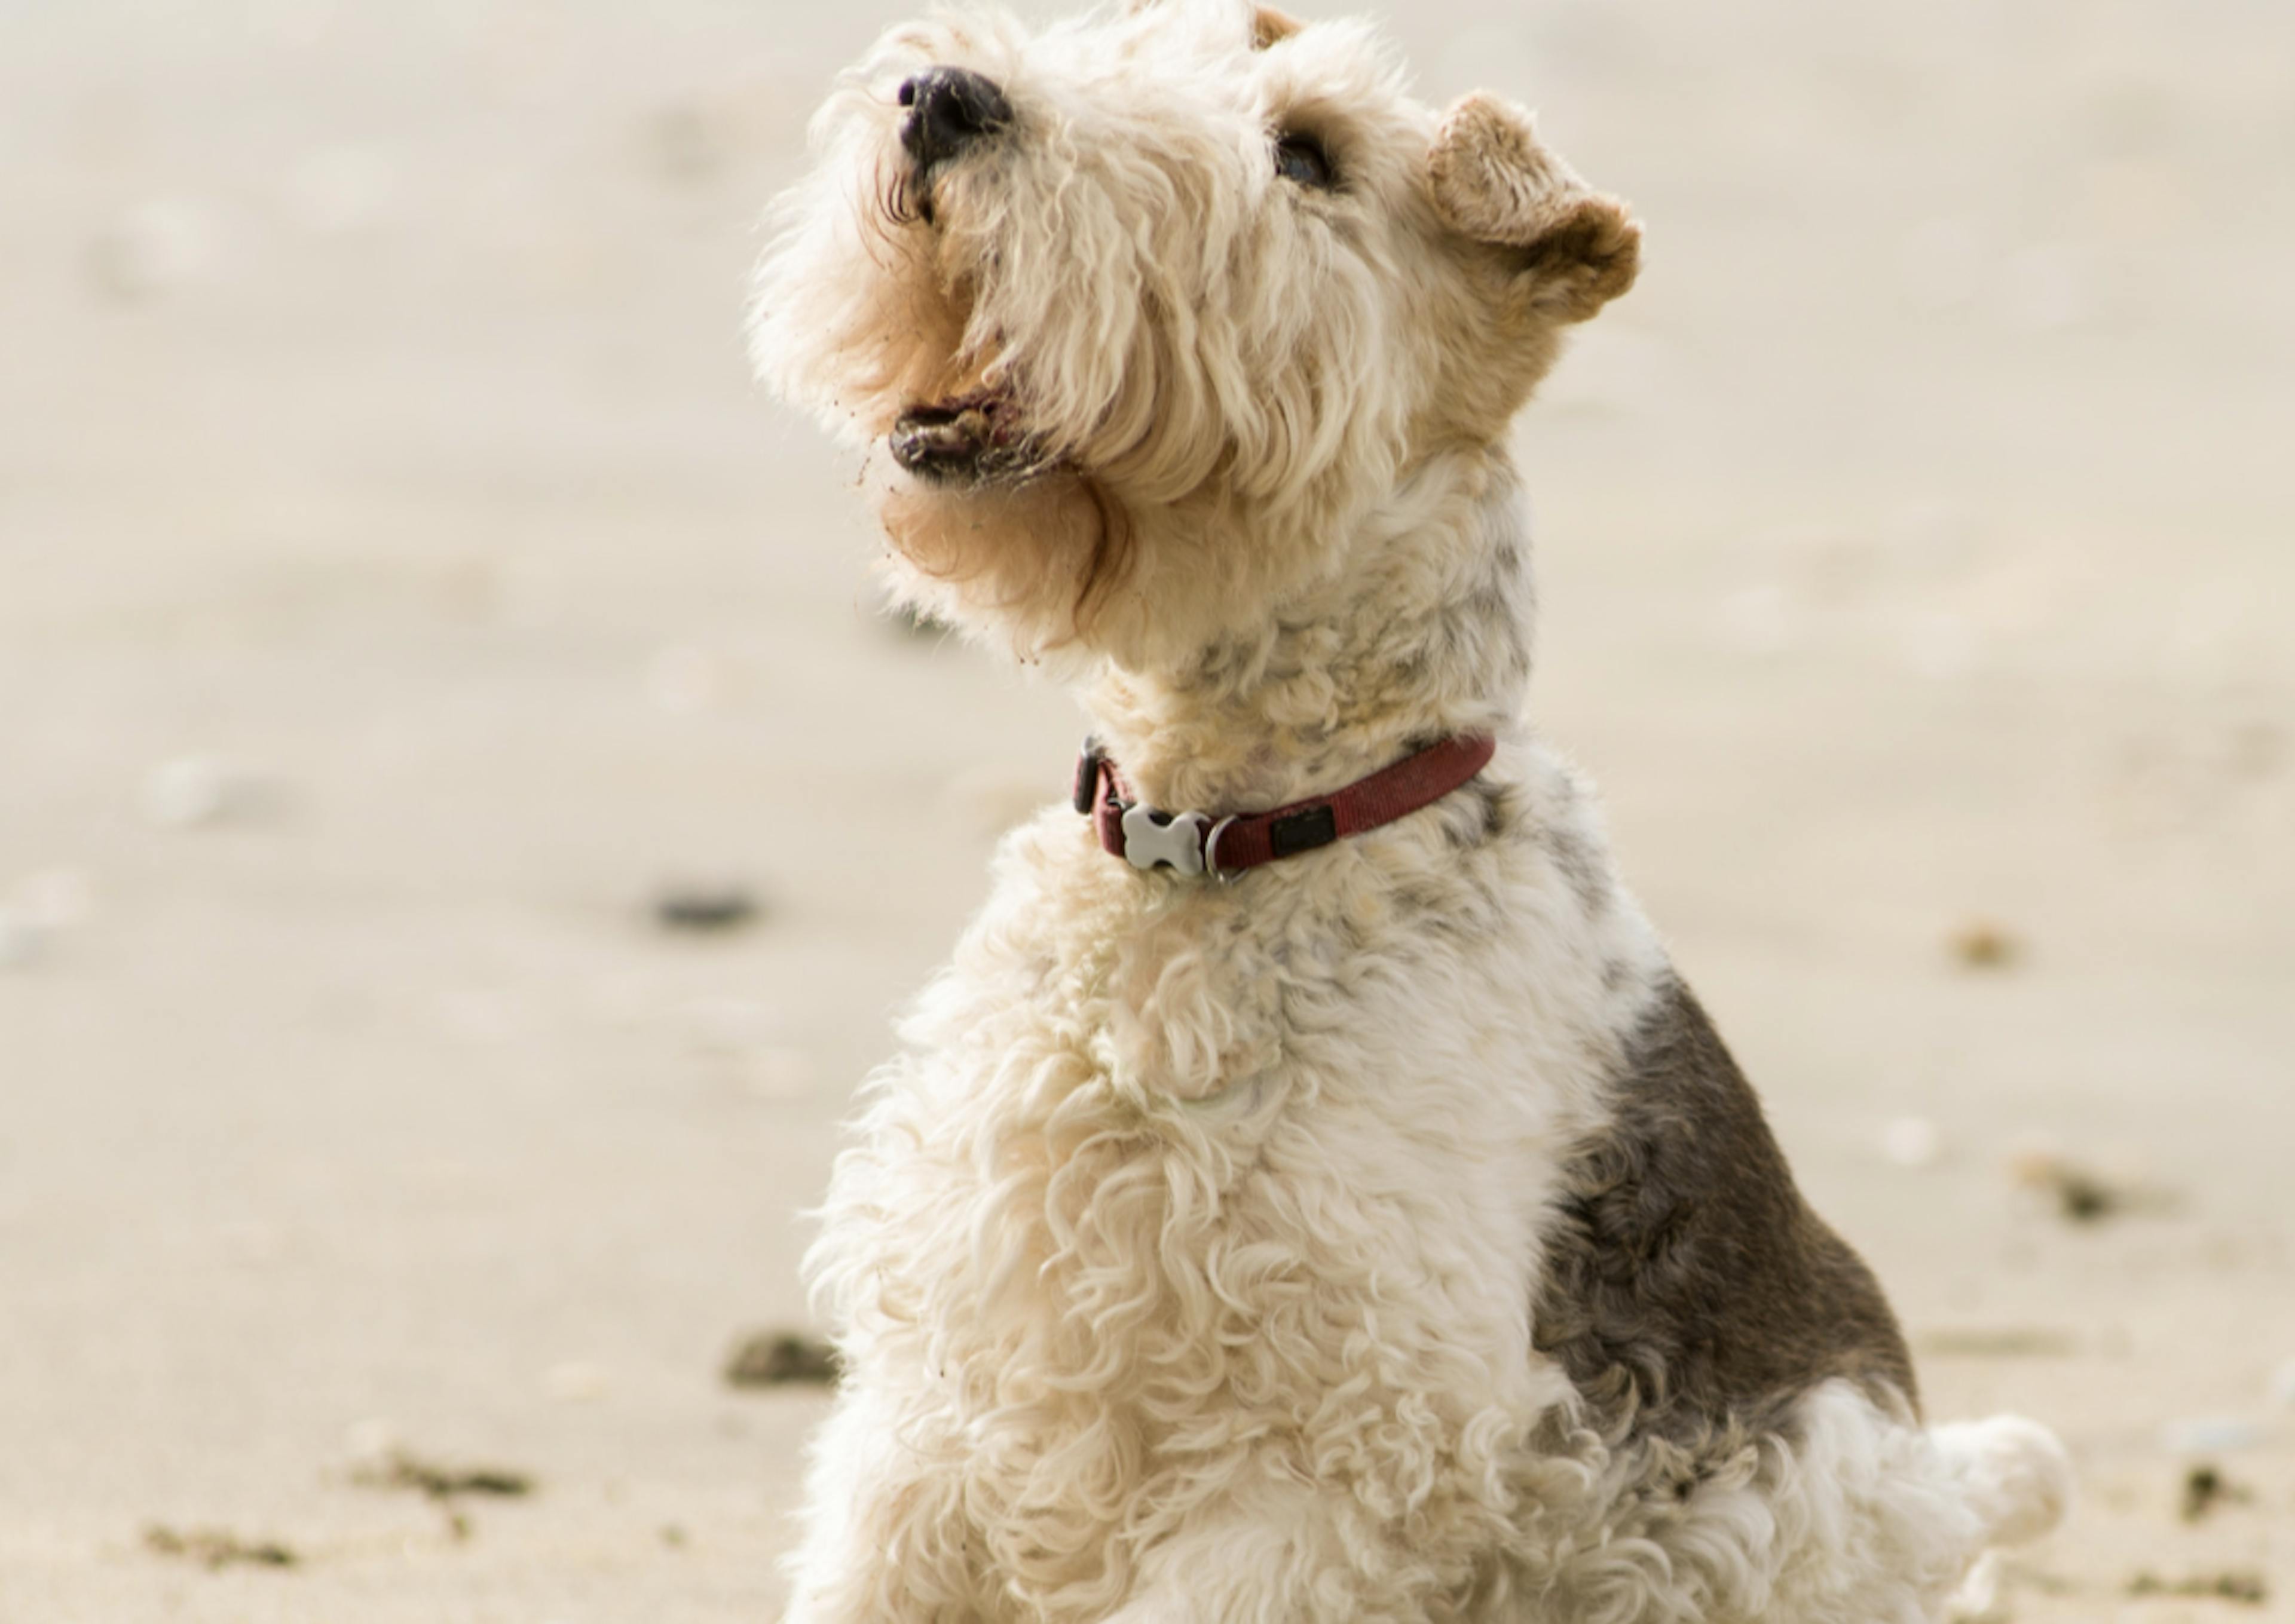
top-left (1120, 805), bottom-right (1211, 876)
top-left (1267, 804), bottom-right (1339, 858)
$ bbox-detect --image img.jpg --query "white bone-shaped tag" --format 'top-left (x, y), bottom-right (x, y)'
top-left (1121, 805), bottom-right (1208, 875)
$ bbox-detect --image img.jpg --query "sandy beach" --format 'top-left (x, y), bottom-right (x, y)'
top-left (2, 0), bottom-right (2290, 1618)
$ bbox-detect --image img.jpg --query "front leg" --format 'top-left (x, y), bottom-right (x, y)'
top-left (782, 1387), bottom-right (984, 1624)
top-left (1103, 1482), bottom-right (1436, 1624)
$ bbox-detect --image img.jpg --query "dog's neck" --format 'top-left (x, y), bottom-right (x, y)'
top-left (1081, 445), bottom-right (1534, 817)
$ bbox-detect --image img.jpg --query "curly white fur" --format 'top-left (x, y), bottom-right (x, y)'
top-left (749, 3), bottom-right (2071, 1619)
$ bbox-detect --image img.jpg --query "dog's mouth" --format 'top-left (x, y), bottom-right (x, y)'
top-left (888, 388), bottom-right (1048, 484)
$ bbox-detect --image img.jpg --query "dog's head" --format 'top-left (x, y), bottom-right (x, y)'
top-left (751, 0), bottom-right (1638, 670)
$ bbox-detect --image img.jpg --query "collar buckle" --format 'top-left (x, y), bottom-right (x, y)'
top-left (1119, 804), bottom-right (1210, 876)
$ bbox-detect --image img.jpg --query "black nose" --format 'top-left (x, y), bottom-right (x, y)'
top-left (898, 67), bottom-right (1011, 170)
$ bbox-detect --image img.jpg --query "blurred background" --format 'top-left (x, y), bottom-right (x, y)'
top-left (2, 1), bottom-right (2290, 1619)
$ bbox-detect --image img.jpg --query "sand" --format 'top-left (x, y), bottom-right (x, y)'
top-left (1, 1), bottom-right (2290, 1619)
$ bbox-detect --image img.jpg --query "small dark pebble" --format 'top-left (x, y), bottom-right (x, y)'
top-left (354, 1450), bottom-right (534, 1502)
top-left (2054, 1166), bottom-right (2120, 1222)
top-left (2128, 1570), bottom-right (2269, 1605)
top-left (2013, 1153), bottom-right (2138, 1224)
top-left (1948, 918), bottom-right (2019, 969)
top-left (652, 883), bottom-right (761, 934)
top-left (145, 1524), bottom-right (298, 1570)
top-left (724, 1329), bottom-right (842, 1388)
top-left (2179, 1463), bottom-right (2251, 1523)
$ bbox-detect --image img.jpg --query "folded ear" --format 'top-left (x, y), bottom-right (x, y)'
top-left (1427, 92), bottom-right (1641, 323)
top-left (1250, 5), bottom-right (1303, 48)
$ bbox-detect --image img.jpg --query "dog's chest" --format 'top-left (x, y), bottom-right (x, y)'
top-left (845, 813), bottom-right (1609, 1435)
top-left (801, 795), bottom-right (1658, 1612)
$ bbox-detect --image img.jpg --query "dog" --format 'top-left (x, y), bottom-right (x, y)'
top-left (748, 2), bottom-right (2071, 1618)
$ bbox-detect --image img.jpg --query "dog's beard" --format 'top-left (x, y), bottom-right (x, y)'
top-left (888, 387), bottom-right (1049, 485)
top-left (870, 448), bottom-right (1133, 658)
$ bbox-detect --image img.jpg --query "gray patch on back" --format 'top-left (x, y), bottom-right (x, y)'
top-left (1533, 977), bottom-right (1917, 1448)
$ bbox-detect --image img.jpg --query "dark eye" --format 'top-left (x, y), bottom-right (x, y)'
top-left (1274, 131), bottom-right (1335, 189)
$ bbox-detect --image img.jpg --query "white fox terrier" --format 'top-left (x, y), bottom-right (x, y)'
top-left (748, 2), bottom-right (2071, 1619)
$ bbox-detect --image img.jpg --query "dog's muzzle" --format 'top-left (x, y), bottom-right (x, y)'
top-left (883, 70), bottom-right (1037, 483)
top-left (899, 68), bottom-right (1011, 179)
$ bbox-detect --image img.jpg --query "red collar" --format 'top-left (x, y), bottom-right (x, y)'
top-left (1073, 733), bottom-right (1497, 880)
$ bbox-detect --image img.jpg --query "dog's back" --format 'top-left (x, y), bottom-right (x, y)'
top-left (1535, 975), bottom-right (1917, 1448)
